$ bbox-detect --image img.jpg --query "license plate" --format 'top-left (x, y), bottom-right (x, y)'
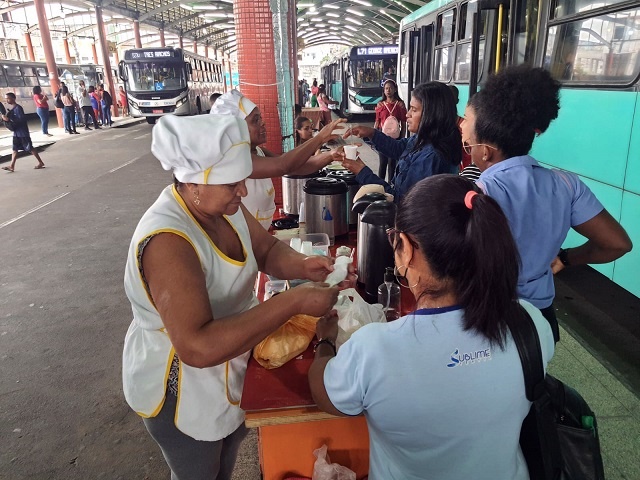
top-left (152, 109), bottom-right (163, 114)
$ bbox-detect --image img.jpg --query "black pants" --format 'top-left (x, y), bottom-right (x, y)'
top-left (540, 305), bottom-right (560, 343)
top-left (378, 153), bottom-right (397, 182)
top-left (82, 106), bottom-right (98, 127)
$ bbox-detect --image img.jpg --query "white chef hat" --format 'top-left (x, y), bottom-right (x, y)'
top-left (151, 114), bottom-right (252, 185)
top-left (210, 89), bottom-right (257, 119)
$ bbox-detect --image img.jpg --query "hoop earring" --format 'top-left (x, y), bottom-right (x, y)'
top-left (393, 265), bottom-right (419, 289)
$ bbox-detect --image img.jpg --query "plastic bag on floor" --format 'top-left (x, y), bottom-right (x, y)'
top-left (312, 445), bottom-right (356, 480)
top-left (253, 314), bottom-right (319, 369)
top-left (334, 288), bottom-right (386, 349)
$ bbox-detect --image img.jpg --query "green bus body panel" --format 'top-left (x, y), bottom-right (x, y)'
top-left (531, 90), bottom-right (636, 189)
top-left (623, 94), bottom-right (640, 195)
top-left (402, 0), bottom-right (454, 26)
top-left (331, 82), bottom-right (343, 108)
top-left (615, 192), bottom-right (640, 297)
top-left (355, 92), bottom-right (383, 105)
top-left (560, 177), bottom-right (621, 280)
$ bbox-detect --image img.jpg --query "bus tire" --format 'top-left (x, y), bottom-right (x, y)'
top-left (146, 117), bottom-right (157, 125)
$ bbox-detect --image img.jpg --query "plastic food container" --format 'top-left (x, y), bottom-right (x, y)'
top-left (287, 233), bottom-right (330, 256)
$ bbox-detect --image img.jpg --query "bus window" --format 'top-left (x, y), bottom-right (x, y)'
top-left (23, 68), bottom-right (39, 87)
top-left (553, 0), bottom-right (630, 18)
top-left (36, 67), bottom-right (50, 86)
top-left (455, 2), bottom-right (487, 82)
top-left (435, 8), bottom-right (457, 82)
top-left (545, 7), bottom-right (640, 84)
top-left (5, 64), bottom-right (25, 87)
top-left (512, 0), bottom-right (540, 65)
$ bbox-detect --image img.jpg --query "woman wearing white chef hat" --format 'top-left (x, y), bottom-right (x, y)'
top-left (123, 114), bottom-right (344, 479)
top-left (212, 89), bottom-right (346, 229)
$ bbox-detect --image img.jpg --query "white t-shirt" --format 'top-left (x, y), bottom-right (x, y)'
top-left (324, 300), bottom-right (554, 480)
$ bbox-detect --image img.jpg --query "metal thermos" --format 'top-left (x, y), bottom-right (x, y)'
top-left (303, 177), bottom-right (349, 245)
top-left (357, 200), bottom-right (396, 302)
top-left (326, 170), bottom-right (359, 226)
top-left (282, 171), bottom-right (322, 216)
top-left (352, 192), bottom-right (388, 235)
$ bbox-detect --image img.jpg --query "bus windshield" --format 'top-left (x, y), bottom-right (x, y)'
top-left (124, 62), bottom-right (187, 92)
top-left (348, 59), bottom-right (397, 88)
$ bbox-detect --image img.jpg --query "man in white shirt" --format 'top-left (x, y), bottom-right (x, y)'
top-left (77, 80), bottom-right (100, 130)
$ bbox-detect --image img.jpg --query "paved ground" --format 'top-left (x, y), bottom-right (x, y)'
top-left (0, 113), bottom-right (638, 479)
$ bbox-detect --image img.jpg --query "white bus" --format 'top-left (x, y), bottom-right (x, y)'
top-left (118, 47), bottom-right (225, 124)
top-left (0, 60), bottom-right (106, 114)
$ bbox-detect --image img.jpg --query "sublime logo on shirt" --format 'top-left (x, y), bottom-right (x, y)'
top-left (447, 348), bottom-right (492, 368)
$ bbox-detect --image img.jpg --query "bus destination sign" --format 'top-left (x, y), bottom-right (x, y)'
top-left (124, 49), bottom-right (175, 60)
top-left (356, 46), bottom-right (399, 56)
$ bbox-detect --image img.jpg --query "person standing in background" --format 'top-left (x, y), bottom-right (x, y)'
top-left (374, 80), bottom-right (407, 181)
top-left (32, 86), bottom-right (52, 137)
top-left (89, 86), bottom-right (102, 125)
top-left (310, 79), bottom-right (319, 107)
top-left (61, 86), bottom-right (79, 135)
top-left (2, 92), bottom-right (45, 172)
top-left (99, 84), bottom-right (113, 126)
top-left (77, 80), bottom-right (100, 130)
top-left (118, 86), bottom-right (128, 116)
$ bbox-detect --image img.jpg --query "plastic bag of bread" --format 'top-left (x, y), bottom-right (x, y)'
top-left (253, 314), bottom-right (319, 369)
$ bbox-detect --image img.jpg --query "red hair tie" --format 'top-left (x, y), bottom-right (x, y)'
top-left (534, 128), bottom-right (542, 136)
top-left (464, 191), bottom-right (478, 209)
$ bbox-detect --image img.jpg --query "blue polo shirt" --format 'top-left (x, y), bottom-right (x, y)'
top-left (477, 155), bottom-right (603, 308)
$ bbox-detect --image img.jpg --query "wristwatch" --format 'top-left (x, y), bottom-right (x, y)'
top-left (558, 248), bottom-right (571, 267)
top-left (314, 337), bottom-right (337, 355)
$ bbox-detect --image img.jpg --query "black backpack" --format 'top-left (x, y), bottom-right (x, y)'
top-left (1, 104), bottom-right (17, 131)
top-left (508, 308), bottom-right (605, 480)
top-left (55, 89), bottom-right (64, 108)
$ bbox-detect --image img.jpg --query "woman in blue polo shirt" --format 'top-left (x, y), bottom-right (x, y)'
top-left (460, 65), bottom-right (632, 341)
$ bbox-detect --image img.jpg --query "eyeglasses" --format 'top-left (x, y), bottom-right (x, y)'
top-left (462, 143), bottom-right (498, 155)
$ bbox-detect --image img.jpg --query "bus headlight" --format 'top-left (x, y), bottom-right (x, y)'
top-left (349, 95), bottom-right (361, 106)
top-left (176, 96), bottom-right (187, 108)
top-left (129, 99), bottom-right (139, 110)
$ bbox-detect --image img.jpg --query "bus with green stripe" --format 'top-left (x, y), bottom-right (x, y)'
top-left (322, 44), bottom-right (399, 116)
top-left (397, 0), bottom-right (640, 298)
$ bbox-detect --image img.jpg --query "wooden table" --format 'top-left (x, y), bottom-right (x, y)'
top-left (301, 107), bottom-right (324, 130)
top-left (242, 232), bottom-right (414, 479)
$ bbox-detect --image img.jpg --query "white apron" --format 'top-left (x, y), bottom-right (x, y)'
top-left (122, 185), bottom-right (259, 441)
top-left (244, 146), bottom-right (276, 229)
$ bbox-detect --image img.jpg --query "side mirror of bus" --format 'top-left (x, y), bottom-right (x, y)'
top-left (118, 61), bottom-right (128, 82)
top-left (185, 61), bottom-right (193, 78)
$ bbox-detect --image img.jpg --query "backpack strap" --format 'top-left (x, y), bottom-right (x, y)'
top-left (384, 101), bottom-right (398, 116)
top-left (507, 305), bottom-right (546, 401)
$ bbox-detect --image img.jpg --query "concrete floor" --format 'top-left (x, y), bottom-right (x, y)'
top-left (0, 113), bottom-right (638, 479)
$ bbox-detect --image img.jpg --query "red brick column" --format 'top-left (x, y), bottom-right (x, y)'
top-left (234, 0), bottom-right (283, 206)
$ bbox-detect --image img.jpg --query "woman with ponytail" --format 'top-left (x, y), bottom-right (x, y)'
top-left (461, 65), bottom-right (631, 342)
top-left (309, 174), bottom-right (555, 480)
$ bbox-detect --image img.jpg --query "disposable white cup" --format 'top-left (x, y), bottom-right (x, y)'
top-left (344, 145), bottom-right (358, 160)
top-left (301, 241), bottom-right (313, 256)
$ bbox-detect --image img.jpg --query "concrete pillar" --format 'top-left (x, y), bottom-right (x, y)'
top-left (204, 44), bottom-right (208, 59)
top-left (159, 28), bottom-right (166, 47)
top-left (234, 0), bottom-right (281, 154)
top-left (193, 40), bottom-right (198, 55)
top-left (92, 42), bottom-right (98, 64)
top-left (24, 32), bottom-right (35, 61)
top-left (33, 0), bottom-right (63, 127)
top-left (63, 38), bottom-right (72, 63)
top-left (179, 35), bottom-right (184, 49)
top-left (133, 20), bottom-right (142, 48)
top-left (95, 5), bottom-right (119, 117)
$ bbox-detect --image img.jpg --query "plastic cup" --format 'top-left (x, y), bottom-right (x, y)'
top-left (344, 145), bottom-right (358, 160)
